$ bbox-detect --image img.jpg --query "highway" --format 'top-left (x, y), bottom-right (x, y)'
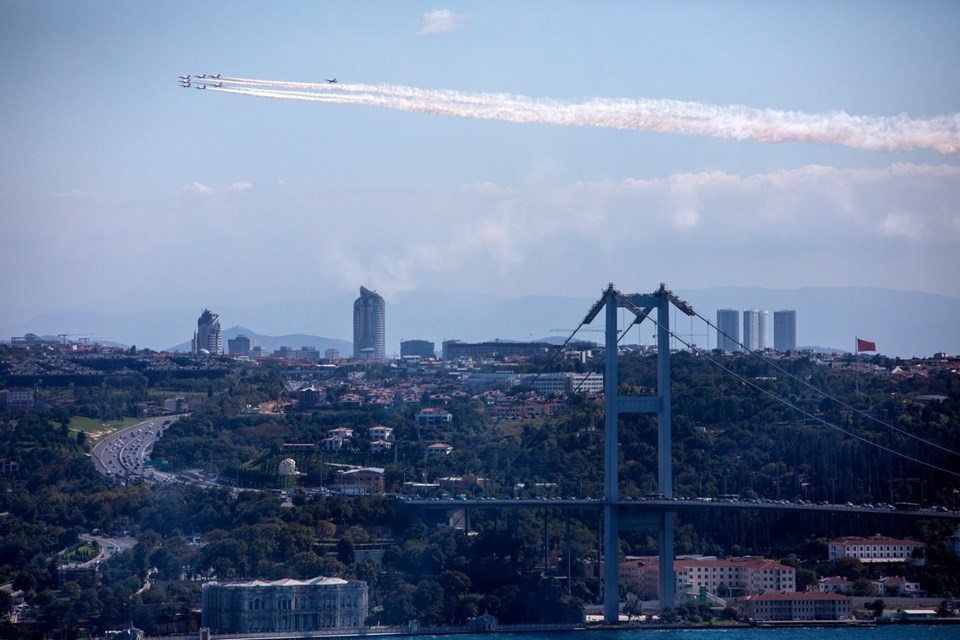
top-left (398, 495), bottom-right (960, 520)
top-left (90, 415), bottom-right (182, 484)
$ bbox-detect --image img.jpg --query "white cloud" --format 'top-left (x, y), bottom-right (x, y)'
top-left (5, 163), bottom-right (958, 318)
top-left (416, 9), bottom-right (466, 36)
top-left (178, 182), bottom-right (214, 196)
top-left (230, 181), bottom-right (252, 192)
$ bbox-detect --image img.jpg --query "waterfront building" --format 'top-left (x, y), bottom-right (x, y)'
top-left (742, 309), bottom-right (769, 351)
top-left (620, 556), bottom-right (795, 600)
top-left (227, 334), bottom-right (253, 356)
top-left (201, 576), bottom-right (368, 633)
top-left (737, 591), bottom-right (851, 621)
top-left (774, 310), bottom-right (797, 352)
top-left (193, 309), bottom-right (222, 355)
top-left (716, 309), bottom-right (740, 352)
top-left (353, 286), bottom-right (385, 360)
top-left (827, 534), bottom-right (922, 563)
top-left (400, 339), bottom-right (436, 359)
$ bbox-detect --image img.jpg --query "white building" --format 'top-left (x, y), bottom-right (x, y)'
top-left (743, 309), bottom-right (769, 351)
top-left (369, 425), bottom-right (394, 441)
top-left (524, 372), bottom-right (603, 395)
top-left (828, 535), bottom-right (922, 563)
top-left (202, 576), bottom-right (367, 633)
top-left (738, 592), bottom-right (851, 621)
top-left (620, 555), bottom-right (795, 599)
top-left (426, 443), bottom-right (453, 456)
top-left (416, 408), bottom-right (453, 429)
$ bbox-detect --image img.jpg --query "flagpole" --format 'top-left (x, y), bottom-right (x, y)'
top-left (855, 337), bottom-right (859, 395)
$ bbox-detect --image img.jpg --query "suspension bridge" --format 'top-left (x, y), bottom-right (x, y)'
top-left (404, 282), bottom-right (960, 623)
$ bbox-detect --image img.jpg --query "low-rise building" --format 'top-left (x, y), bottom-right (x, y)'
top-left (621, 555), bottom-right (795, 599)
top-left (737, 592), bottom-right (852, 621)
top-left (369, 425), bottom-right (394, 441)
top-left (828, 534), bottom-right (922, 563)
top-left (416, 407), bottom-right (453, 429)
top-left (874, 576), bottom-right (924, 597)
top-left (369, 439), bottom-right (393, 455)
top-left (818, 576), bottom-right (851, 593)
top-left (334, 467), bottom-right (385, 495)
top-left (1, 388), bottom-right (35, 410)
top-left (427, 443), bottom-right (454, 457)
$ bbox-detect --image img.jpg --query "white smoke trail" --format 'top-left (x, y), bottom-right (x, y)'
top-left (204, 77), bottom-right (960, 155)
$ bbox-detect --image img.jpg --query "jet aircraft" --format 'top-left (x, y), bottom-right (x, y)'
top-left (326, 78), bottom-right (337, 83)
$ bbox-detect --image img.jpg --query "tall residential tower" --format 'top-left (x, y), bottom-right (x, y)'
top-left (743, 309), bottom-right (769, 351)
top-left (774, 310), bottom-right (797, 352)
top-left (716, 309), bottom-right (740, 352)
top-left (353, 286), bottom-right (385, 360)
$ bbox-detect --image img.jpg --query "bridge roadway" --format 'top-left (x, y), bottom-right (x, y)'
top-left (399, 496), bottom-right (960, 520)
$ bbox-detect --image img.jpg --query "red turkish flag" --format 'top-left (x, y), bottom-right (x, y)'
top-left (857, 338), bottom-right (877, 352)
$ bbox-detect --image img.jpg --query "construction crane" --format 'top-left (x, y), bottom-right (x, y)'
top-left (57, 333), bottom-right (90, 346)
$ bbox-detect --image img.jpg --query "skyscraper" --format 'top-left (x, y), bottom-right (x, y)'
top-left (774, 310), bottom-right (797, 352)
top-left (716, 309), bottom-right (740, 352)
top-left (743, 309), bottom-right (769, 351)
top-left (193, 309), bottom-right (222, 355)
top-left (353, 286), bottom-right (385, 360)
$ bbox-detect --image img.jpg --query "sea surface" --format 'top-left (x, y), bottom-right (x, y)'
top-left (414, 627), bottom-right (955, 640)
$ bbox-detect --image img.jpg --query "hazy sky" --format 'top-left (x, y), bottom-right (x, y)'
top-left (2, 1), bottom-right (959, 328)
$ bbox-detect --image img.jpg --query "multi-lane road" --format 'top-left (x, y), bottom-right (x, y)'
top-left (90, 416), bottom-right (181, 484)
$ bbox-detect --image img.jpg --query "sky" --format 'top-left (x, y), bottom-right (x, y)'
top-left (2, 1), bottom-right (959, 336)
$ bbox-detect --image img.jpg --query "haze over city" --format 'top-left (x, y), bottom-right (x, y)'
top-left (2, 2), bottom-right (959, 351)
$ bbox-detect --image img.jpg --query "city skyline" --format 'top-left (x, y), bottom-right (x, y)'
top-left (5, 283), bottom-right (958, 360)
top-left (2, 3), bottom-right (959, 332)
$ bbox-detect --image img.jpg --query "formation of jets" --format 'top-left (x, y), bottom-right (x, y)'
top-left (178, 74), bottom-right (338, 89)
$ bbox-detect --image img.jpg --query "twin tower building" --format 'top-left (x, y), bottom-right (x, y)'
top-left (717, 309), bottom-right (796, 352)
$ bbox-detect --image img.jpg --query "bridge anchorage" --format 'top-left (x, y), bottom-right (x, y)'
top-left (586, 282), bottom-right (694, 622)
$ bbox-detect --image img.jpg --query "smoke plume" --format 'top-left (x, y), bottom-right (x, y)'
top-left (201, 77), bottom-right (960, 155)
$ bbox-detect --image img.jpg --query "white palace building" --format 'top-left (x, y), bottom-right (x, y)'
top-left (201, 576), bottom-right (368, 634)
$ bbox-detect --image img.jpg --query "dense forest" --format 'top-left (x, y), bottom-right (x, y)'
top-left (1, 347), bottom-right (958, 637)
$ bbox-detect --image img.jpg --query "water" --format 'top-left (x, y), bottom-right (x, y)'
top-left (415, 628), bottom-right (956, 640)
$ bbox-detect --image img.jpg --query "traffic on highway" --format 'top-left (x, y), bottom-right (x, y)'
top-left (90, 416), bottom-right (181, 484)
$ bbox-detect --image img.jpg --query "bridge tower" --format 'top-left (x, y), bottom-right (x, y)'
top-left (585, 283), bottom-right (694, 622)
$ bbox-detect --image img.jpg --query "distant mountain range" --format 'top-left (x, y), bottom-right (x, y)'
top-left (165, 327), bottom-right (351, 355)
top-left (1, 286), bottom-right (957, 359)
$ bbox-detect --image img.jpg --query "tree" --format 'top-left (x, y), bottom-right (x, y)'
top-left (867, 598), bottom-right (885, 618)
top-left (852, 577), bottom-right (878, 597)
top-left (337, 538), bottom-right (355, 565)
top-left (380, 584), bottom-right (416, 625)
